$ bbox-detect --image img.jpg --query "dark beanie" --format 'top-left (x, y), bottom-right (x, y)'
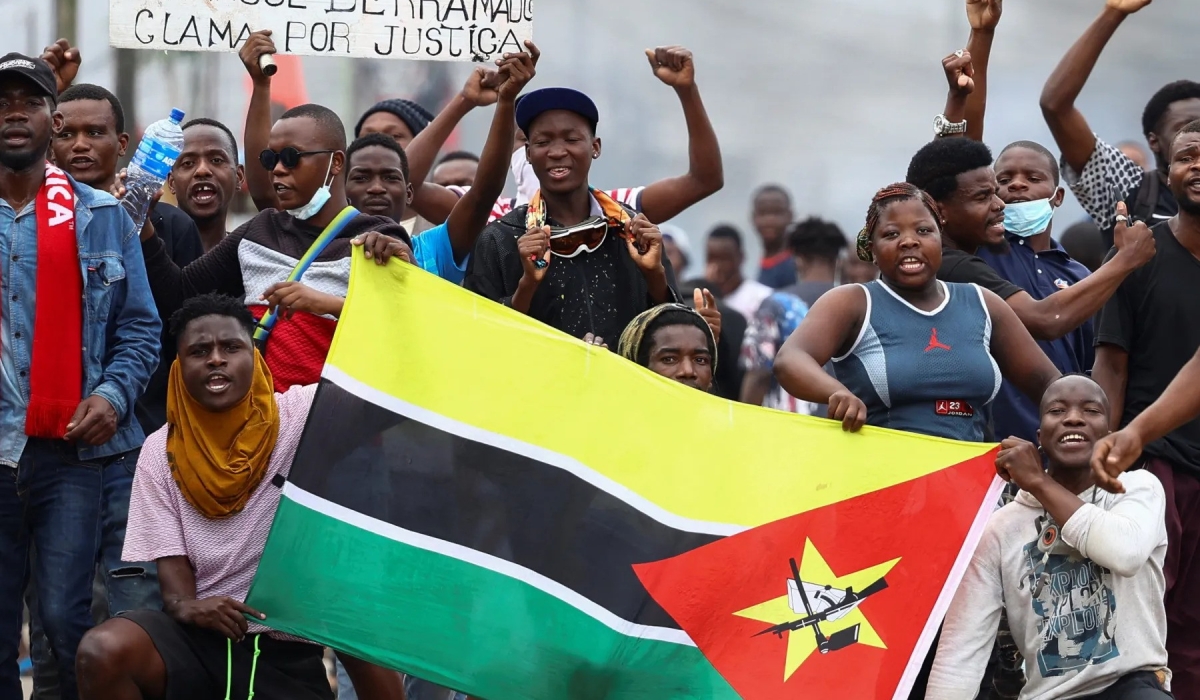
top-left (353, 99), bottom-right (435, 138)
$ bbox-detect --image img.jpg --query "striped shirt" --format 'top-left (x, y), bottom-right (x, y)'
top-left (122, 384), bottom-right (317, 639)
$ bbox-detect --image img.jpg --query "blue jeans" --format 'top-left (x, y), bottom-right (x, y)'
top-left (99, 449), bottom-right (160, 615)
top-left (334, 660), bottom-right (466, 700)
top-left (0, 439), bottom-right (104, 700)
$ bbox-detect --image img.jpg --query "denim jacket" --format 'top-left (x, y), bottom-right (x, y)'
top-left (0, 176), bottom-right (161, 465)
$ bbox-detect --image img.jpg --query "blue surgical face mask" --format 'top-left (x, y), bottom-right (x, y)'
top-left (1003, 198), bottom-right (1055, 238)
top-left (287, 155), bottom-right (335, 221)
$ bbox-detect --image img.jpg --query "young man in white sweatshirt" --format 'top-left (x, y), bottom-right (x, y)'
top-left (927, 374), bottom-right (1171, 699)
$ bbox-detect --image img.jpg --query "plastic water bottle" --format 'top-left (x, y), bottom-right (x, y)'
top-left (121, 108), bottom-right (186, 229)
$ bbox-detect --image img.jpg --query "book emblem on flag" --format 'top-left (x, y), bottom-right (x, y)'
top-left (734, 539), bottom-right (900, 680)
top-left (751, 556), bottom-right (889, 659)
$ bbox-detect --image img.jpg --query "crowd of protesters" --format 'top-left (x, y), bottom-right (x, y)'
top-left (0, 0), bottom-right (1199, 697)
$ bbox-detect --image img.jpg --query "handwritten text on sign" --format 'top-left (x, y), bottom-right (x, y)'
top-left (109, 0), bottom-right (533, 62)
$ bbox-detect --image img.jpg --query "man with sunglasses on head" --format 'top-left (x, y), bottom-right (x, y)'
top-left (465, 49), bottom-right (719, 340)
top-left (138, 103), bottom-right (413, 395)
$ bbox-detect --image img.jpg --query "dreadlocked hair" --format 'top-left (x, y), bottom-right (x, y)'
top-left (856, 183), bottom-right (940, 263)
top-left (617, 304), bottom-right (718, 371)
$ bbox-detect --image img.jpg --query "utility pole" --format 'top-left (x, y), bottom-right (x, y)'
top-left (54, 0), bottom-right (75, 43)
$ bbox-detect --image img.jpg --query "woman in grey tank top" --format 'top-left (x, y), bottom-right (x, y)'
top-left (773, 183), bottom-right (1060, 440)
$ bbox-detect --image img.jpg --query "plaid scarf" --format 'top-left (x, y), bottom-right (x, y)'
top-left (23, 163), bottom-right (82, 438)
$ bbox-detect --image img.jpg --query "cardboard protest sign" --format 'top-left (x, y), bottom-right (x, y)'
top-left (109, 0), bottom-right (533, 62)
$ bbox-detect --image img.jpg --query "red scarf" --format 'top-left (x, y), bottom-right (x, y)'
top-left (22, 163), bottom-right (82, 438)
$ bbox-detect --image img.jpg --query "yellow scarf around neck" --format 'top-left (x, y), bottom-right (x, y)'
top-left (165, 350), bottom-right (280, 519)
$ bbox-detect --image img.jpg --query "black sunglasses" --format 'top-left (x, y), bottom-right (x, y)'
top-left (259, 147), bottom-right (335, 171)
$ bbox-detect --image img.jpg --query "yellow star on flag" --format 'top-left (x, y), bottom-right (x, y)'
top-left (734, 539), bottom-right (900, 680)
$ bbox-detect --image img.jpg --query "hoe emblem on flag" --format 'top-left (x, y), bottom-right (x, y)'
top-left (738, 541), bottom-right (898, 679)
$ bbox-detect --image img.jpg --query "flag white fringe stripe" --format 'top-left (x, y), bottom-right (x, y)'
top-left (892, 474), bottom-right (1007, 699)
top-left (321, 364), bottom-right (747, 538)
top-left (283, 482), bottom-right (698, 648)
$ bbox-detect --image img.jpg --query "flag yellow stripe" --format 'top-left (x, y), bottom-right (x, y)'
top-left (329, 259), bottom-right (994, 529)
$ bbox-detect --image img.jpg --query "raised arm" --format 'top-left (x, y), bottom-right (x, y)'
top-left (1092, 348), bottom-right (1199, 487)
top-left (406, 68), bottom-right (500, 189)
top-left (773, 286), bottom-right (868, 431)
top-left (634, 47), bottom-right (724, 224)
top-left (1005, 204), bottom-right (1154, 339)
top-left (1039, 0), bottom-right (1152, 173)
top-left (981, 289), bottom-right (1061, 404)
top-left (140, 226), bottom-right (247, 321)
top-left (404, 68), bottom-right (504, 225)
top-left (443, 44), bottom-right (538, 262)
top-left (239, 31), bottom-right (279, 212)
top-left (962, 0), bottom-right (1001, 140)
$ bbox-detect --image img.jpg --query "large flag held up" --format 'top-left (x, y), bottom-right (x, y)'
top-left (245, 256), bottom-right (1003, 699)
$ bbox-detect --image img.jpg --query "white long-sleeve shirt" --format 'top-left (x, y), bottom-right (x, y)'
top-left (927, 470), bottom-right (1169, 699)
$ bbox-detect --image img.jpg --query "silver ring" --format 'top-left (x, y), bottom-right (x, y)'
top-left (954, 49), bottom-right (964, 58)
top-left (1115, 215), bottom-right (1130, 225)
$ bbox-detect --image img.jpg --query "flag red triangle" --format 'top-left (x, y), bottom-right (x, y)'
top-left (635, 449), bottom-right (1000, 700)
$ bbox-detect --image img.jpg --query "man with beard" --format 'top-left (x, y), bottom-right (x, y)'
top-left (0, 53), bottom-right (161, 699)
top-left (1091, 120), bottom-right (1200, 698)
top-left (906, 137), bottom-right (1155, 343)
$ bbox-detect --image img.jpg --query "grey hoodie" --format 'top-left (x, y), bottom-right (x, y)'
top-left (927, 470), bottom-right (1169, 699)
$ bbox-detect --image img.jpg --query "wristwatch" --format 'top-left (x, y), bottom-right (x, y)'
top-left (933, 114), bottom-right (968, 137)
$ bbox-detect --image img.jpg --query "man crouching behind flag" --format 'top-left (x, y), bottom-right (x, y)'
top-left (72, 293), bottom-right (406, 700)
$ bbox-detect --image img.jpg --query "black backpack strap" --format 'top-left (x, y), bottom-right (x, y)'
top-left (1130, 173), bottom-right (1159, 224)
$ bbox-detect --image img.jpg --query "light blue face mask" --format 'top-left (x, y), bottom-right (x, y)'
top-left (287, 155), bottom-right (335, 220)
top-left (1003, 198), bottom-right (1055, 238)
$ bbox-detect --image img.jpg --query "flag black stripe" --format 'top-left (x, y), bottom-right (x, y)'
top-left (289, 379), bottom-right (721, 631)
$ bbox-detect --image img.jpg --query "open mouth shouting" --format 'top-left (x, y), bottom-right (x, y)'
top-left (189, 182), bottom-right (220, 208)
top-left (204, 372), bottom-right (233, 395)
top-left (897, 255), bottom-right (926, 274)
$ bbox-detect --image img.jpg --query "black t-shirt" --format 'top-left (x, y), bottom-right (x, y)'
top-left (135, 203), bottom-right (204, 435)
top-left (937, 247), bottom-right (1024, 300)
top-left (1096, 221), bottom-right (1200, 472)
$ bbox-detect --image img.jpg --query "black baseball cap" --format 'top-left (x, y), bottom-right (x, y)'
top-left (515, 87), bottom-right (599, 136)
top-left (0, 53), bottom-right (57, 100)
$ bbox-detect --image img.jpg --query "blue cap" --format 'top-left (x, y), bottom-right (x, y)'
top-left (169, 108), bottom-right (186, 124)
top-left (515, 87), bottom-right (598, 136)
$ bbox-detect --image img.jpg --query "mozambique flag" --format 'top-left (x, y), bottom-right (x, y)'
top-left (246, 256), bottom-right (1002, 700)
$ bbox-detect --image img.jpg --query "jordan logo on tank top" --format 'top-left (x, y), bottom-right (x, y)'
top-left (924, 327), bottom-right (952, 353)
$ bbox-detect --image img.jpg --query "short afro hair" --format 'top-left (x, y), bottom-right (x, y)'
top-left (1142, 80), bottom-right (1200, 137)
top-left (182, 118), bottom-right (239, 161)
top-left (998, 140), bottom-right (1061, 185)
top-left (707, 224), bottom-right (744, 252)
top-left (752, 183), bottom-right (792, 206)
top-left (437, 150), bottom-right (479, 166)
top-left (278, 103), bottom-right (347, 150)
top-left (787, 217), bottom-right (846, 263)
top-left (906, 138), bottom-right (994, 202)
top-left (1171, 119), bottom-right (1200, 155)
top-left (168, 293), bottom-right (256, 345)
top-left (346, 133), bottom-right (410, 184)
top-left (58, 83), bottom-right (125, 133)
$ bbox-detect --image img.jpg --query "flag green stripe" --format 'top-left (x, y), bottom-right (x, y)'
top-left (248, 495), bottom-right (739, 700)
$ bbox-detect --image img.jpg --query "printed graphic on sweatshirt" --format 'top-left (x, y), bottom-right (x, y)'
top-left (1022, 515), bottom-right (1119, 677)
